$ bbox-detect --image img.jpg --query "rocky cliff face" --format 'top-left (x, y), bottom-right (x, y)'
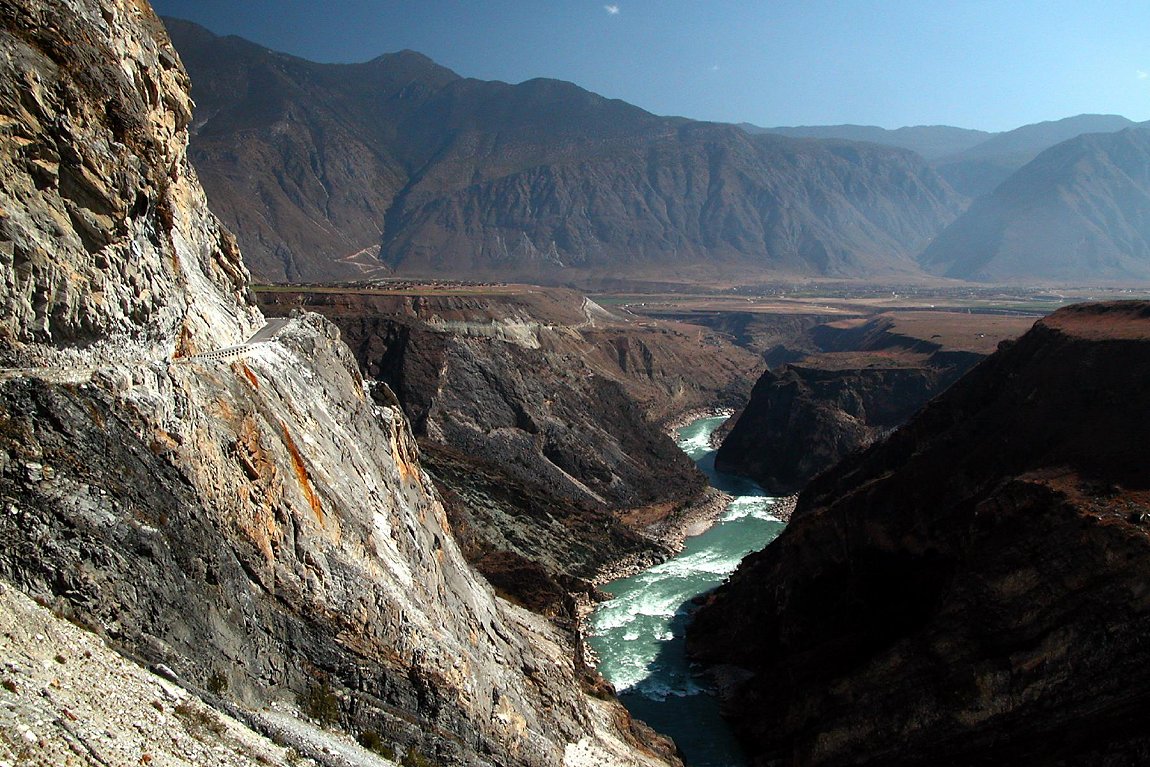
top-left (0, 0), bottom-right (257, 355)
top-left (258, 287), bottom-right (762, 612)
top-left (714, 313), bottom-right (999, 494)
top-left (715, 363), bottom-right (956, 495)
top-left (347, 320), bottom-right (704, 512)
top-left (688, 302), bottom-right (1150, 766)
top-left (0, 3), bottom-right (677, 765)
top-left (165, 20), bottom-right (965, 283)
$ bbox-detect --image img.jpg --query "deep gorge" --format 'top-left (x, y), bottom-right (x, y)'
top-left (4, 1), bottom-right (1150, 764)
top-left (589, 415), bottom-right (784, 766)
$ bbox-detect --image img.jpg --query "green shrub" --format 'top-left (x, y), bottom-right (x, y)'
top-left (357, 730), bottom-right (397, 760)
top-left (207, 671), bottom-right (228, 695)
top-left (402, 749), bottom-right (438, 767)
top-left (173, 701), bottom-right (227, 736)
top-left (298, 678), bottom-right (340, 725)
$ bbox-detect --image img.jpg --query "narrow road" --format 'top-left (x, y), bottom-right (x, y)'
top-left (0, 319), bottom-right (296, 380)
top-left (180, 318), bottom-right (294, 363)
top-left (245, 318), bottom-right (292, 344)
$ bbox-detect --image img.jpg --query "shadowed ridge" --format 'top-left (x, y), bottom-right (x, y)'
top-left (689, 300), bottom-right (1150, 766)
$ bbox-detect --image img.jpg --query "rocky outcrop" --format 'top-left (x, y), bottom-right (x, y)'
top-left (258, 287), bottom-right (762, 609)
top-left (0, 3), bottom-right (678, 765)
top-left (715, 363), bottom-right (956, 494)
top-left (165, 20), bottom-right (965, 283)
top-left (714, 314), bottom-right (997, 494)
top-left (257, 287), bottom-right (763, 425)
top-left (689, 302), bottom-right (1150, 766)
top-left (0, 0), bottom-right (256, 355)
top-left (344, 321), bottom-right (705, 508)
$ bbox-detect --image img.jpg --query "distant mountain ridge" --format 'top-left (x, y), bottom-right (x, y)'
top-left (168, 19), bottom-right (1147, 287)
top-left (933, 114), bottom-right (1138, 197)
top-left (753, 115), bottom-right (1138, 198)
top-left (920, 124), bottom-right (1150, 282)
top-left (165, 19), bottom-right (965, 283)
top-left (745, 123), bottom-right (991, 161)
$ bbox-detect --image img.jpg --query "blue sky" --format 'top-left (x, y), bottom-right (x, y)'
top-left (150, 0), bottom-right (1150, 132)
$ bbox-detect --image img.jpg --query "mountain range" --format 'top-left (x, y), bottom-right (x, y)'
top-left (166, 19), bottom-right (964, 283)
top-left (743, 123), bottom-right (993, 161)
top-left (755, 114), bottom-right (1138, 198)
top-left (167, 18), bottom-right (1150, 286)
top-left (922, 125), bottom-right (1150, 282)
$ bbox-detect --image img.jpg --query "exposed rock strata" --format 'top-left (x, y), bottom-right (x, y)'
top-left (714, 314), bottom-right (995, 494)
top-left (353, 321), bottom-right (702, 510)
top-left (0, 3), bottom-right (678, 765)
top-left (0, 0), bottom-right (256, 355)
top-left (259, 287), bottom-right (762, 612)
top-left (689, 301), bottom-right (1150, 766)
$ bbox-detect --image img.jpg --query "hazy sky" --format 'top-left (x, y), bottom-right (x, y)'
top-left (149, 0), bottom-right (1150, 132)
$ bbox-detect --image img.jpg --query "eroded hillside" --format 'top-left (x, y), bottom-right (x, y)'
top-left (258, 284), bottom-right (765, 611)
top-left (689, 302), bottom-right (1150, 765)
top-left (0, 2), bottom-right (680, 765)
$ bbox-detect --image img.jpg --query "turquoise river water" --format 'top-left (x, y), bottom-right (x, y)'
top-left (587, 415), bottom-right (784, 766)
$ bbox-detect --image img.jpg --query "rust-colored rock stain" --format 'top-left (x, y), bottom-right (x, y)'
top-left (237, 363), bottom-right (260, 389)
top-left (280, 420), bottom-right (324, 525)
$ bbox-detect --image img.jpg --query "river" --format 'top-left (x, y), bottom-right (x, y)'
top-left (586, 415), bottom-right (784, 766)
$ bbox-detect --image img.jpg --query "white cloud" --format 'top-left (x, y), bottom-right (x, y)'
top-left (711, 64), bottom-right (721, 72)
top-left (1139, 70), bottom-right (1150, 80)
top-left (604, 4), bottom-right (620, 15)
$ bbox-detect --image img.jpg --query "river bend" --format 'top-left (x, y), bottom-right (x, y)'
top-left (587, 415), bottom-right (784, 766)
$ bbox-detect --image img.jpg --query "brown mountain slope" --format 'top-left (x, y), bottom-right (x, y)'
top-left (165, 20), bottom-right (965, 283)
top-left (378, 128), bottom-right (965, 281)
top-left (688, 301), bottom-right (1150, 766)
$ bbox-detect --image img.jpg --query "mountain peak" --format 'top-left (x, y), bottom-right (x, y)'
top-left (166, 23), bottom-right (965, 283)
top-left (921, 123), bottom-right (1150, 283)
top-left (363, 47), bottom-right (461, 79)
